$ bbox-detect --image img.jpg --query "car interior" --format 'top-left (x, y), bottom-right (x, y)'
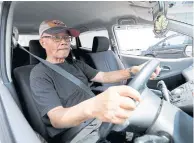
top-left (0, 1), bottom-right (193, 143)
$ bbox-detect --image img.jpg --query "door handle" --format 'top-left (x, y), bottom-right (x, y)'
top-left (161, 66), bottom-right (171, 71)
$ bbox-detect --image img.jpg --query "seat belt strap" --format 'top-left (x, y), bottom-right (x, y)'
top-left (18, 45), bottom-right (95, 97)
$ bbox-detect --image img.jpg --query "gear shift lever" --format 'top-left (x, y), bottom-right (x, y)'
top-left (157, 80), bottom-right (170, 102)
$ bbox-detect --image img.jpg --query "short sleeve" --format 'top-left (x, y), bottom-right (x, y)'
top-left (75, 60), bottom-right (99, 80)
top-left (30, 69), bottom-right (62, 117)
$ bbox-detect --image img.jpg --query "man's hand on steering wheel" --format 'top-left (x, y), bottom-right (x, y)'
top-left (88, 85), bottom-right (141, 124)
top-left (131, 62), bottom-right (161, 80)
top-left (97, 60), bottom-right (161, 139)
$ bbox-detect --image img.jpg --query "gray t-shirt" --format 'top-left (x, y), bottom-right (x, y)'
top-left (30, 59), bottom-right (99, 137)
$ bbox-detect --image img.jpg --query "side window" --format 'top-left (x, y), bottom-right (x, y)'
top-left (158, 35), bottom-right (185, 47)
top-left (79, 29), bottom-right (109, 51)
top-left (164, 35), bottom-right (185, 46)
top-left (18, 35), bottom-right (40, 47)
top-left (71, 37), bottom-right (76, 49)
top-left (114, 25), bottom-right (193, 59)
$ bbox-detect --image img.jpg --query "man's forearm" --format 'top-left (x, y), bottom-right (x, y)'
top-left (48, 98), bottom-right (95, 129)
top-left (101, 67), bottom-right (137, 83)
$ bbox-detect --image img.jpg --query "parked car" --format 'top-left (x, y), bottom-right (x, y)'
top-left (142, 34), bottom-right (193, 58)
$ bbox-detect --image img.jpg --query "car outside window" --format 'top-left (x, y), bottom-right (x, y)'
top-left (114, 25), bottom-right (193, 59)
top-left (79, 29), bottom-right (109, 51)
top-left (18, 35), bottom-right (40, 47)
top-left (160, 35), bottom-right (186, 46)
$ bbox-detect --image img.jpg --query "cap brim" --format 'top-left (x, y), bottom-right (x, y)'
top-left (44, 26), bottom-right (80, 37)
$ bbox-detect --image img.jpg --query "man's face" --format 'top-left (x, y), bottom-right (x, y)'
top-left (40, 32), bottom-right (71, 59)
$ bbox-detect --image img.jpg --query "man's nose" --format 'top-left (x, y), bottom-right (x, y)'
top-left (60, 38), bottom-right (66, 44)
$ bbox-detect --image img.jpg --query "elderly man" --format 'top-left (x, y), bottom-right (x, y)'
top-left (30, 20), bottom-right (160, 143)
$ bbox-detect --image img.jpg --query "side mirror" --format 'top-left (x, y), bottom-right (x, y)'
top-left (184, 45), bottom-right (193, 57)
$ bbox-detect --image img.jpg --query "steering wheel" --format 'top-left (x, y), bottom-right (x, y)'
top-left (98, 59), bottom-right (160, 139)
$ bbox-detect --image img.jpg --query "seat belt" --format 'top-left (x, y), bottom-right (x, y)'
top-left (18, 45), bottom-right (95, 97)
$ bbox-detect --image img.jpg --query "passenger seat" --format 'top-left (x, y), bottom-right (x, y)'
top-left (78, 36), bottom-right (127, 93)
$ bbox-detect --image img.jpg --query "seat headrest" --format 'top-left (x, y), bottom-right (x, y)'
top-left (92, 36), bottom-right (110, 53)
top-left (29, 40), bottom-right (46, 65)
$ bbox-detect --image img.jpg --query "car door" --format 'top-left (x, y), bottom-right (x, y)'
top-left (0, 2), bottom-right (42, 143)
top-left (113, 25), bottom-right (193, 91)
top-left (0, 80), bottom-right (42, 143)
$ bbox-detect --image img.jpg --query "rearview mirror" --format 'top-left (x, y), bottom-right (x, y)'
top-left (152, 2), bottom-right (169, 38)
top-left (153, 14), bottom-right (169, 38)
top-left (184, 45), bottom-right (193, 57)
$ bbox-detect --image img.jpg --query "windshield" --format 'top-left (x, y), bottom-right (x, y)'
top-left (167, 1), bottom-right (193, 25)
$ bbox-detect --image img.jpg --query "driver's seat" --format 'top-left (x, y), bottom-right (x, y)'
top-left (13, 39), bottom-right (64, 142)
top-left (13, 39), bottom-right (84, 143)
top-left (11, 28), bottom-right (50, 141)
top-left (13, 46), bottom-right (52, 142)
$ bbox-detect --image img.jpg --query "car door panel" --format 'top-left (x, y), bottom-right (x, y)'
top-left (119, 55), bottom-right (193, 90)
top-left (156, 50), bottom-right (185, 59)
top-left (0, 81), bottom-right (41, 143)
top-left (154, 45), bottom-right (186, 58)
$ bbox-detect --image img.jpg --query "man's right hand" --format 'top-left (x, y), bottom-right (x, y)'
top-left (47, 85), bottom-right (141, 129)
top-left (88, 85), bottom-right (141, 124)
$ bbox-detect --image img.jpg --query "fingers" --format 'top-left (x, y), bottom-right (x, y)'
top-left (150, 66), bottom-right (161, 80)
top-left (112, 95), bottom-right (136, 123)
top-left (155, 66), bottom-right (161, 75)
top-left (112, 85), bottom-right (141, 102)
top-left (150, 72), bottom-right (157, 80)
top-left (115, 107), bottom-right (133, 119)
top-left (112, 117), bottom-right (127, 124)
top-left (119, 96), bottom-right (136, 110)
top-left (100, 86), bottom-right (142, 124)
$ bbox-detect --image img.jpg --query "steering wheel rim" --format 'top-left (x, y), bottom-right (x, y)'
top-left (98, 59), bottom-right (160, 139)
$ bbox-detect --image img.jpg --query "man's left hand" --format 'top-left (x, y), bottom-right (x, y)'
top-left (132, 62), bottom-right (161, 80)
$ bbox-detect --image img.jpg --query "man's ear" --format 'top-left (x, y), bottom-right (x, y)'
top-left (39, 39), bottom-right (45, 49)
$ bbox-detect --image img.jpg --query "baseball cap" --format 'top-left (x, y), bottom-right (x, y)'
top-left (39, 20), bottom-right (80, 37)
